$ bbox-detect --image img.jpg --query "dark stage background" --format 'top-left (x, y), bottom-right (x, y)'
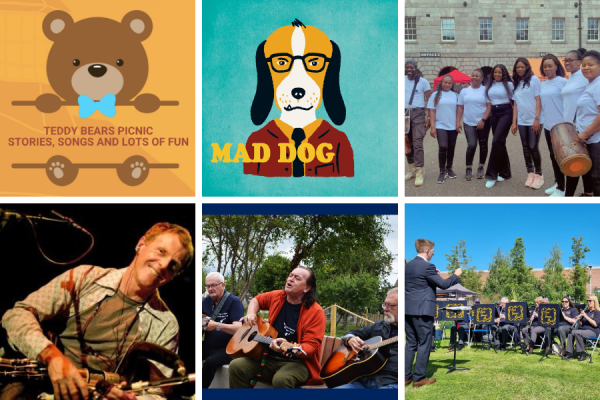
top-left (0, 204), bottom-right (195, 390)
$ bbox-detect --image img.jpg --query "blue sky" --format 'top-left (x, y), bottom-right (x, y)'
top-left (405, 204), bottom-right (599, 271)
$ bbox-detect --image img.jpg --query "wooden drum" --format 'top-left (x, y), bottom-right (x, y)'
top-left (550, 122), bottom-right (592, 177)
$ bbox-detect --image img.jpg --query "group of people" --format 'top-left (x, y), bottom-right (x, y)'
top-left (405, 48), bottom-right (600, 196)
top-left (202, 268), bottom-right (398, 389)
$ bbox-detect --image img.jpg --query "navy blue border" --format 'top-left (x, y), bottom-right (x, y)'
top-left (202, 389), bottom-right (399, 398)
top-left (202, 204), bottom-right (398, 215)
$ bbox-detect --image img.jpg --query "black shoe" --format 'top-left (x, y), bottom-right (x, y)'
top-left (458, 344), bottom-right (464, 351)
top-left (465, 167), bottom-right (473, 181)
top-left (446, 169), bottom-right (457, 179)
top-left (562, 352), bottom-right (573, 360)
top-left (448, 345), bottom-right (454, 352)
top-left (579, 352), bottom-right (589, 361)
top-left (437, 172), bottom-right (446, 184)
top-left (579, 193), bottom-right (593, 197)
top-left (477, 165), bottom-right (485, 179)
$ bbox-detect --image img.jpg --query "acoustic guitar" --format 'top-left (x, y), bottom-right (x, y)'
top-left (319, 336), bottom-right (398, 388)
top-left (226, 316), bottom-right (303, 361)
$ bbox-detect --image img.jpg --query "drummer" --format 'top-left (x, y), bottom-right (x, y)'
top-left (540, 54), bottom-right (568, 197)
top-left (574, 50), bottom-right (600, 196)
top-left (562, 48), bottom-right (594, 197)
top-left (511, 57), bottom-right (544, 190)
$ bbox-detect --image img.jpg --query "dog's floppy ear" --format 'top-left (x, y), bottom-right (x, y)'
top-left (323, 40), bottom-right (346, 125)
top-left (251, 40), bottom-right (274, 126)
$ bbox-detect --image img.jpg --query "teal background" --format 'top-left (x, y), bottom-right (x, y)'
top-left (202, 0), bottom-right (398, 196)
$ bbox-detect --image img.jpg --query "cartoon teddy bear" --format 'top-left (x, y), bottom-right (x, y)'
top-left (12, 10), bottom-right (178, 118)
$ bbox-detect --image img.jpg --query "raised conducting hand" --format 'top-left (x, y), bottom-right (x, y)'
top-left (455, 267), bottom-right (462, 276)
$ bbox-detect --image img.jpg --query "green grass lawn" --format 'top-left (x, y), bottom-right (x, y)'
top-left (406, 337), bottom-right (600, 400)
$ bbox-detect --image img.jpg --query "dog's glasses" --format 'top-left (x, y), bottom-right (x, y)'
top-left (266, 53), bottom-right (330, 73)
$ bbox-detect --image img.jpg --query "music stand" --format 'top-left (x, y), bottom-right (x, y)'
top-left (472, 304), bottom-right (497, 353)
top-left (440, 304), bottom-right (471, 374)
top-left (506, 302), bottom-right (528, 354)
top-left (538, 304), bottom-right (560, 362)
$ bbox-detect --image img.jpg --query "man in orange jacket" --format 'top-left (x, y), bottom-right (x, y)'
top-left (228, 266), bottom-right (326, 388)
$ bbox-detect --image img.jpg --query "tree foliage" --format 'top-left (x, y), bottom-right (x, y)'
top-left (482, 248), bottom-right (511, 302)
top-left (252, 254), bottom-right (291, 295)
top-left (569, 236), bottom-right (590, 302)
top-left (445, 239), bottom-right (482, 293)
top-left (541, 244), bottom-right (569, 302)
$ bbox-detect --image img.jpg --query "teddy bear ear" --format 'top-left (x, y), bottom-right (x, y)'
top-left (122, 11), bottom-right (153, 42)
top-left (42, 10), bottom-right (74, 41)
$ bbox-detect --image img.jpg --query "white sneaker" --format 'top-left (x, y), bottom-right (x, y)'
top-left (497, 176), bottom-right (505, 182)
top-left (545, 183), bottom-right (558, 195)
top-left (550, 189), bottom-right (565, 197)
top-left (486, 180), bottom-right (496, 189)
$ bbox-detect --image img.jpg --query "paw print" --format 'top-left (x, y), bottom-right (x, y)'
top-left (48, 162), bottom-right (65, 179)
top-left (131, 161), bottom-right (147, 179)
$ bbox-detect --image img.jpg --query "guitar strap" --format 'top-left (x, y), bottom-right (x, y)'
top-left (211, 291), bottom-right (230, 321)
top-left (405, 75), bottom-right (420, 134)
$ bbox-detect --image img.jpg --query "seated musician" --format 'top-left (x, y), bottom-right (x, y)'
top-left (228, 266), bottom-right (326, 388)
top-left (522, 297), bottom-right (545, 355)
top-left (202, 272), bottom-right (244, 388)
top-left (1, 223), bottom-right (194, 400)
top-left (547, 297), bottom-right (578, 355)
top-left (335, 288), bottom-right (398, 389)
top-left (491, 297), bottom-right (511, 351)
top-left (562, 295), bottom-right (600, 361)
top-left (448, 297), bottom-right (468, 352)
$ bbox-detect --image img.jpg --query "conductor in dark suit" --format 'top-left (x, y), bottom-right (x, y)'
top-left (405, 238), bottom-right (462, 387)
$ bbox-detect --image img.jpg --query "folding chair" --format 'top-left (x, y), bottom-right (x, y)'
top-left (470, 324), bottom-right (492, 349)
top-left (534, 333), bottom-right (547, 352)
top-left (442, 321), bottom-right (453, 340)
top-left (585, 336), bottom-right (600, 363)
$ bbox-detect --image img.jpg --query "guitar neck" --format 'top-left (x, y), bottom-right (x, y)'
top-left (367, 336), bottom-right (399, 350)
top-left (254, 335), bottom-right (277, 345)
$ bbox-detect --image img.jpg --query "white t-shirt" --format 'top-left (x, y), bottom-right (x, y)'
top-left (576, 77), bottom-right (600, 144)
top-left (513, 75), bottom-right (542, 126)
top-left (562, 69), bottom-right (588, 123)
top-left (427, 90), bottom-right (459, 131)
top-left (540, 76), bottom-right (568, 131)
top-left (486, 81), bottom-right (514, 105)
top-left (458, 86), bottom-right (487, 126)
top-left (405, 75), bottom-right (431, 108)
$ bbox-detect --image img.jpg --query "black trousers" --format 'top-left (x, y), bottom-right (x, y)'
top-left (449, 324), bottom-right (466, 346)
top-left (544, 128), bottom-right (565, 191)
top-left (405, 314), bottom-right (433, 382)
top-left (588, 142), bottom-right (600, 196)
top-left (464, 121), bottom-right (491, 166)
top-left (436, 129), bottom-right (458, 171)
top-left (202, 344), bottom-right (234, 389)
top-left (485, 104), bottom-right (513, 180)
top-left (518, 124), bottom-right (542, 174)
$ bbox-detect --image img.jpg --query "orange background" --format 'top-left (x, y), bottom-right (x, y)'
top-left (0, 0), bottom-right (194, 196)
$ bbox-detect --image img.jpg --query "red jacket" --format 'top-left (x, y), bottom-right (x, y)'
top-left (244, 120), bottom-right (354, 177)
top-left (255, 290), bottom-right (326, 385)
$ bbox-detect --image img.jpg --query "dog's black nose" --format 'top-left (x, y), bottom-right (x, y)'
top-left (88, 64), bottom-right (107, 78)
top-left (291, 88), bottom-right (306, 100)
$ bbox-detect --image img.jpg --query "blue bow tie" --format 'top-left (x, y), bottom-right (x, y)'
top-left (78, 94), bottom-right (117, 118)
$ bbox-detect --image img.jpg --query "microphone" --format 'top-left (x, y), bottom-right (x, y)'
top-left (51, 210), bottom-right (90, 234)
top-left (0, 209), bottom-right (23, 222)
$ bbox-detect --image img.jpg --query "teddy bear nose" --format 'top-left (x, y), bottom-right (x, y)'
top-left (88, 64), bottom-right (107, 78)
top-left (291, 88), bottom-right (306, 100)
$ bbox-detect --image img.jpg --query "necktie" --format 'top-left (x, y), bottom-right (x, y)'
top-left (291, 128), bottom-right (306, 177)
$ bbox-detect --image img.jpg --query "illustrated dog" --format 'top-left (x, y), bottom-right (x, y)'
top-left (244, 19), bottom-right (354, 177)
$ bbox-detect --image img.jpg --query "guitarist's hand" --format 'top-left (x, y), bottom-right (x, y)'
top-left (205, 320), bottom-right (218, 332)
top-left (347, 337), bottom-right (366, 354)
top-left (39, 344), bottom-right (88, 400)
top-left (242, 313), bottom-right (257, 327)
top-left (269, 338), bottom-right (287, 355)
top-left (102, 382), bottom-right (136, 400)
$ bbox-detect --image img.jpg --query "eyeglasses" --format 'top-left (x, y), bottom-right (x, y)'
top-left (266, 53), bottom-right (331, 73)
top-left (205, 283), bottom-right (223, 290)
top-left (564, 58), bottom-right (580, 63)
top-left (382, 303), bottom-right (398, 310)
top-left (588, 300), bottom-right (594, 302)
top-left (562, 301), bottom-right (569, 303)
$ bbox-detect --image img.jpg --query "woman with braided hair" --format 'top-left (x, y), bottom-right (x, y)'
top-left (511, 57), bottom-right (544, 189)
top-left (484, 64), bottom-right (514, 189)
top-left (427, 74), bottom-right (459, 184)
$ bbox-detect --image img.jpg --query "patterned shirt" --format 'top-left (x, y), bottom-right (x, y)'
top-left (2, 265), bottom-right (179, 377)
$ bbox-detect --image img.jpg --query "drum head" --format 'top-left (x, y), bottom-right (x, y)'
top-left (561, 154), bottom-right (592, 177)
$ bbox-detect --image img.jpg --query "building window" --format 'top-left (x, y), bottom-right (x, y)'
top-left (589, 18), bottom-right (599, 41)
top-left (405, 17), bottom-right (417, 41)
top-left (479, 18), bottom-right (493, 41)
top-left (516, 18), bottom-right (529, 41)
top-left (552, 18), bottom-right (564, 41)
top-left (441, 18), bottom-right (455, 41)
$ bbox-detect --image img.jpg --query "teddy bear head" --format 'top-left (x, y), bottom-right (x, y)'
top-left (42, 10), bottom-right (153, 102)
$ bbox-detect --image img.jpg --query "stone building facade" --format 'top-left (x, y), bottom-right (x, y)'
top-left (406, 0), bottom-right (600, 84)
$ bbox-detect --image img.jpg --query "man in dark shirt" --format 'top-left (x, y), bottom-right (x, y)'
top-left (201, 272), bottom-right (244, 388)
top-left (335, 287), bottom-right (399, 389)
top-left (448, 297), bottom-right (468, 352)
top-left (492, 297), bottom-right (512, 351)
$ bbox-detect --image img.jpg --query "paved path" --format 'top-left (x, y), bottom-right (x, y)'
top-left (405, 126), bottom-right (587, 197)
